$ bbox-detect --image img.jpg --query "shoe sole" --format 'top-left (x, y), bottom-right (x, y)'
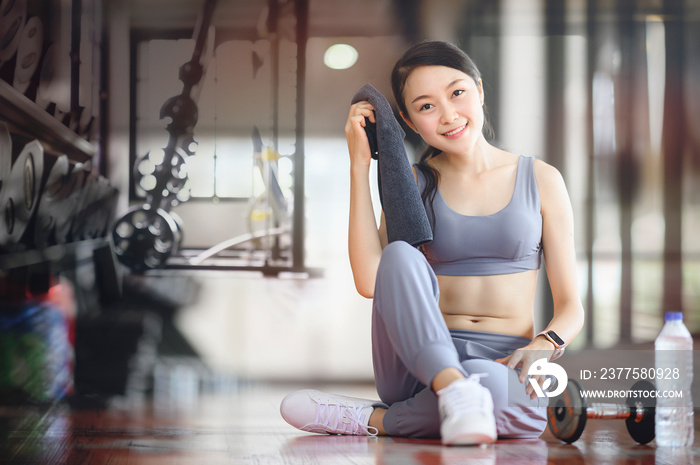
top-left (443, 432), bottom-right (496, 446)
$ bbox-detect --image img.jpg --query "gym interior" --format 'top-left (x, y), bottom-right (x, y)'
top-left (1, 0), bottom-right (699, 463)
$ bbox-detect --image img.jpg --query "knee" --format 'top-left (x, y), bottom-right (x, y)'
top-left (377, 241), bottom-right (424, 277)
top-left (460, 359), bottom-right (510, 407)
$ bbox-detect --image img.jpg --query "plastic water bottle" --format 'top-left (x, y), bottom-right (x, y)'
top-left (654, 312), bottom-right (694, 447)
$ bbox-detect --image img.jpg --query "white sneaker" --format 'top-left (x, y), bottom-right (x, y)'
top-left (437, 374), bottom-right (497, 445)
top-left (280, 390), bottom-right (379, 436)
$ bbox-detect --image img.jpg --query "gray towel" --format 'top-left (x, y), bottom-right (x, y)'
top-left (351, 84), bottom-right (433, 247)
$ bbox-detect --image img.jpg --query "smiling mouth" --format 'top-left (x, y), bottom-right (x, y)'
top-left (443, 124), bottom-right (467, 136)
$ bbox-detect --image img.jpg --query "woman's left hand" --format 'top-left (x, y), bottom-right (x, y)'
top-left (494, 337), bottom-right (555, 400)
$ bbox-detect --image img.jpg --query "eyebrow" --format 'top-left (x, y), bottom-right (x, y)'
top-left (411, 78), bottom-right (467, 104)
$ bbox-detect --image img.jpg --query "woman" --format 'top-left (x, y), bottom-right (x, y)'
top-left (280, 41), bottom-right (584, 445)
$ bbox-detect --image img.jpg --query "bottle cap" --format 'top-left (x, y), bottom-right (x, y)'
top-left (664, 312), bottom-right (683, 321)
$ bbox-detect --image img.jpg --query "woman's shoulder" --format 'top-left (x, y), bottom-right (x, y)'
top-left (411, 164), bottom-right (420, 179)
top-left (531, 157), bottom-right (569, 207)
top-left (411, 164), bottom-right (427, 188)
top-left (531, 157), bottom-right (565, 186)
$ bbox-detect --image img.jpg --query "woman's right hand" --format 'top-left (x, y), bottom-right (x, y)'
top-left (344, 101), bottom-right (376, 169)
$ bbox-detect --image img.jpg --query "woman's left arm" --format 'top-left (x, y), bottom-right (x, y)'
top-left (533, 159), bottom-right (585, 347)
top-left (496, 159), bottom-right (585, 396)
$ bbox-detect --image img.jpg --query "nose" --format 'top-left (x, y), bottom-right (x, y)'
top-left (440, 104), bottom-right (459, 125)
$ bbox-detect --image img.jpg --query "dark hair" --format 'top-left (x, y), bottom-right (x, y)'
top-left (390, 41), bottom-right (494, 228)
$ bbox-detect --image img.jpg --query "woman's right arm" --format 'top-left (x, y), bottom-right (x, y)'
top-left (345, 101), bottom-right (387, 298)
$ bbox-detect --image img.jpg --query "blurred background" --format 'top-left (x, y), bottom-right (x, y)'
top-left (1, 0), bottom-right (699, 405)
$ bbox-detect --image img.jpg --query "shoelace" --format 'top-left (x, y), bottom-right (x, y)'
top-left (439, 373), bottom-right (490, 417)
top-left (314, 399), bottom-right (379, 437)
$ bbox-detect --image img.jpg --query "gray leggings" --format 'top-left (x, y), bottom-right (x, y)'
top-left (372, 241), bottom-right (548, 439)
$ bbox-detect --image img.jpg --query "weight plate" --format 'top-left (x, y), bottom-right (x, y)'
top-left (112, 206), bottom-right (179, 272)
top-left (0, 139), bottom-right (44, 247)
top-left (12, 15), bottom-right (43, 94)
top-left (547, 378), bottom-right (588, 444)
top-left (625, 380), bottom-right (656, 444)
top-left (33, 154), bottom-right (70, 247)
top-left (35, 42), bottom-right (55, 110)
top-left (36, 41), bottom-right (71, 114)
top-left (0, 0), bottom-right (27, 65)
top-left (53, 162), bottom-right (86, 244)
top-left (0, 122), bottom-right (11, 188)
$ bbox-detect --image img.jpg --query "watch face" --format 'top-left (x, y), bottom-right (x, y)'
top-left (547, 330), bottom-right (565, 347)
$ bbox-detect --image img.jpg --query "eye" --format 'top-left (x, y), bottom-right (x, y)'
top-left (452, 89), bottom-right (465, 98)
top-left (419, 103), bottom-right (434, 111)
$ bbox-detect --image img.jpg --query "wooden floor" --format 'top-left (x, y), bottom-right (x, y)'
top-left (1, 383), bottom-right (698, 465)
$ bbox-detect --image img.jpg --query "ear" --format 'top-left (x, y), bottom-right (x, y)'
top-left (400, 111), bottom-right (417, 132)
top-left (478, 79), bottom-right (485, 106)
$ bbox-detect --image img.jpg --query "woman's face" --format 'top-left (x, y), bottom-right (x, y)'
top-left (401, 65), bottom-right (484, 155)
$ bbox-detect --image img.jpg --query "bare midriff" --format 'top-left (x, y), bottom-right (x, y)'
top-left (437, 270), bottom-right (538, 338)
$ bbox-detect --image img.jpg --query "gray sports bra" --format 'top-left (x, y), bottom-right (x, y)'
top-left (417, 155), bottom-right (543, 276)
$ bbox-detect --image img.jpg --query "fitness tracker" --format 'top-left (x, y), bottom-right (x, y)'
top-left (538, 330), bottom-right (565, 349)
top-left (536, 330), bottom-right (566, 360)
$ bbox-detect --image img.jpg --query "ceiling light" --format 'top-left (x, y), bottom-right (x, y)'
top-left (324, 44), bottom-right (358, 70)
